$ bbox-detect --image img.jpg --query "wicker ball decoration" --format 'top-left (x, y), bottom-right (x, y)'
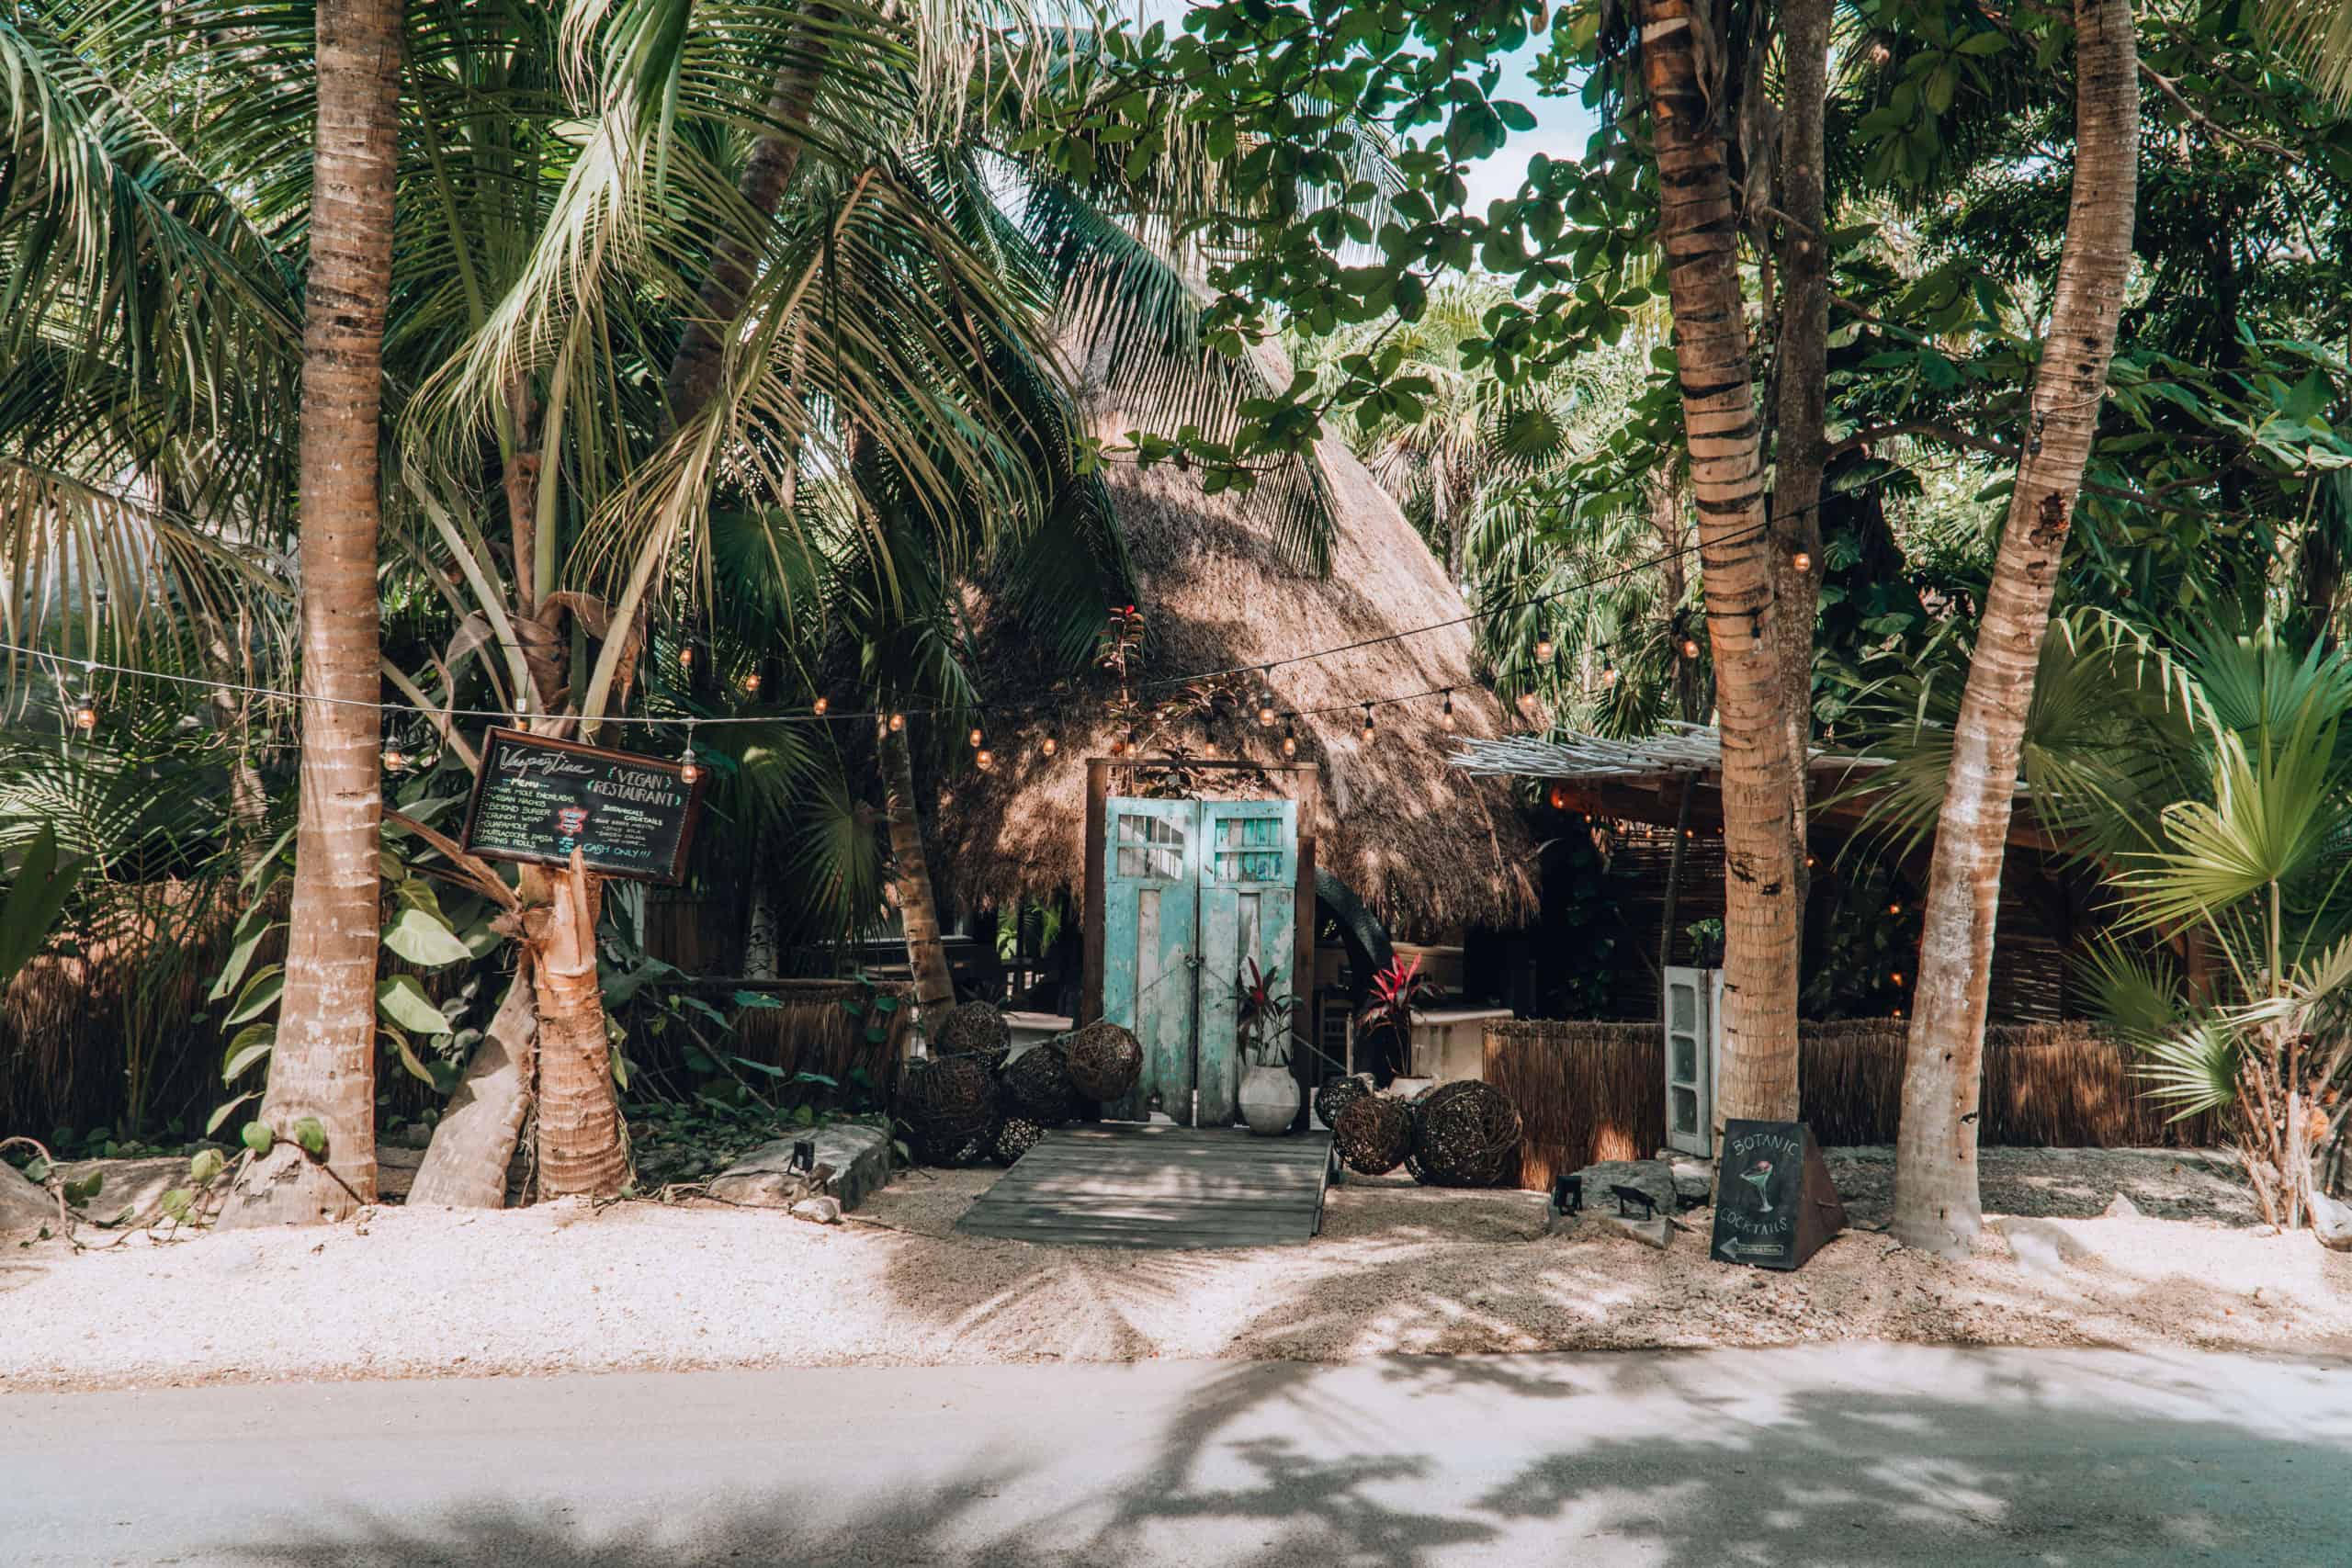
top-left (1332, 1093), bottom-right (1413, 1176)
top-left (1001, 1041), bottom-right (1086, 1126)
top-left (933, 1000), bottom-right (1012, 1070)
top-left (1066, 1021), bottom-right (1144, 1102)
top-left (994, 1116), bottom-right (1046, 1165)
top-left (899, 1055), bottom-right (997, 1165)
top-left (1404, 1079), bottom-right (1523, 1188)
top-left (1315, 1073), bottom-right (1376, 1131)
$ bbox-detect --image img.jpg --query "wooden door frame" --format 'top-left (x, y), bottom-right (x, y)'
top-left (1081, 760), bottom-right (1321, 1124)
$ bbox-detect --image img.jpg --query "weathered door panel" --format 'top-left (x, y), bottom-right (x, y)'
top-left (1102, 798), bottom-right (1200, 1122)
top-left (1196, 801), bottom-right (1298, 1129)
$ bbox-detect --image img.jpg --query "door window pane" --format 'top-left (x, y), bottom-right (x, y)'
top-left (1669, 987), bottom-right (1694, 1031)
top-left (1672, 1035), bottom-right (1697, 1083)
top-left (1672, 1086), bottom-right (1699, 1134)
top-left (1213, 815), bottom-right (1284, 882)
top-left (1115, 814), bottom-right (1184, 880)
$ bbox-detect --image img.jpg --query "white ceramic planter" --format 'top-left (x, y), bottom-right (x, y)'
top-left (1238, 1065), bottom-right (1301, 1135)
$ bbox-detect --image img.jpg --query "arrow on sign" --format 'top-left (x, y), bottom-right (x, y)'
top-left (1717, 1237), bottom-right (1787, 1262)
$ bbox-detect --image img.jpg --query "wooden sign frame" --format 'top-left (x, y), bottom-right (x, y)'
top-left (458, 727), bottom-right (708, 885)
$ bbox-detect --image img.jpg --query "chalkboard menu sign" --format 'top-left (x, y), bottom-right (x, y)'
top-left (459, 728), bottom-right (706, 884)
top-left (1709, 1119), bottom-right (1848, 1271)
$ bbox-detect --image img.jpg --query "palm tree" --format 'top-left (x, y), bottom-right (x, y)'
top-left (1616, 0), bottom-right (1804, 1128)
top-left (1891, 0), bottom-right (2141, 1257)
top-left (220, 0), bottom-right (404, 1227)
top-left (2078, 626), bottom-right (2352, 1227)
top-left (2261, 0), bottom-right (2352, 102)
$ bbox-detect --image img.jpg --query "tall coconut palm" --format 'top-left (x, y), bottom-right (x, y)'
top-left (220, 0), bottom-right (404, 1227)
top-left (1891, 0), bottom-right (2141, 1257)
top-left (1618, 0), bottom-right (1804, 1127)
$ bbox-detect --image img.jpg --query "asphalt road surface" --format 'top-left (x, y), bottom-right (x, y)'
top-left (6, 1345), bottom-right (2349, 1565)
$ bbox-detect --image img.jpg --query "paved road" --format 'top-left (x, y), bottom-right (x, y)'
top-left (6, 1346), bottom-right (2349, 1565)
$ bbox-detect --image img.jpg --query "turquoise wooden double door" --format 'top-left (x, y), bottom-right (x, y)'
top-left (1102, 796), bottom-right (1298, 1126)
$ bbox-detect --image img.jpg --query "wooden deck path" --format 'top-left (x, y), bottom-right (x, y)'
top-left (955, 1123), bottom-right (1336, 1249)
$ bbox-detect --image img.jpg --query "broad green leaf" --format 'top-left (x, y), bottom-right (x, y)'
top-left (732, 989), bottom-right (784, 1010)
top-left (189, 1148), bottom-right (226, 1186)
top-left (161, 1188), bottom-right (194, 1221)
top-left (221, 1023), bottom-right (275, 1085)
top-left (292, 1117), bottom-right (327, 1157)
top-left (377, 974), bottom-right (454, 1034)
top-left (241, 1121), bottom-right (275, 1156)
top-left (225, 965), bottom-right (285, 1026)
top-left (207, 1092), bottom-right (259, 1137)
top-left (382, 906), bottom-right (471, 967)
top-left (384, 1025), bottom-right (437, 1089)
top-left (209, 901), bottom-right (280, 1002)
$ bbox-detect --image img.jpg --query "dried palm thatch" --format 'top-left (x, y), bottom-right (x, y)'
top-left (899, 1056), bottom-right (996, 1165)
top-left (1067, 1021), bottom-right (1142, 1101)
top-left (928, 346), bottom-right (1539, 941)
top-left (1407, 1079), bottom-right (1523, 1187)
top-left (1315, 1072), bottom-right (1376, 1131)
top-left (993, 1116), bottom-right (1046, 1165)
top-left (1333, 1092), bottom-right (1413, 1175)
top-left (933, 1000), bottom-right (1012, 1070)
top-left (1002, 1041), bottom-right (1084, 1126)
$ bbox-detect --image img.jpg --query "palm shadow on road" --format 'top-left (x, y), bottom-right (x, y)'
top-left (216, 1348), bottom-right (2350, 1568)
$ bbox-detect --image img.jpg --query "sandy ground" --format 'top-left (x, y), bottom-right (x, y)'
top-left (5, 1145), bottom-right (2346, 1392)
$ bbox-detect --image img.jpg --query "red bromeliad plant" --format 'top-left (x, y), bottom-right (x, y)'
top-left (1359, 955), bottom-right (1430, 1076)
top-left (1237, 957), bottom-right (1297, 1067)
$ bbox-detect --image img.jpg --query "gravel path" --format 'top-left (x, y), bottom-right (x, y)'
top-left (6, 1145), bottom-right (2347, 1392)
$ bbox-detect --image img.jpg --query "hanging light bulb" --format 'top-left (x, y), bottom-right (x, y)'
top-left (811, 694), bottom-right (830, 716)
top-left (968, 719), bottom-right (986, 750)
top-left (382, 733), bottom-right (407, 771)
top-left (1679, 632), bottom-right (1702, 660)
top-left (1534, 632), bottom-right (1555, 665)
top-left (1281, 720), bottom-right (1298, 759)
top-left (1359, 703), bottom-right (1375, 744)
top-left (72, 697), bottom-right (97, 732)
top-left (1040, 733), bottom-right (1058, 759)
top-left (1547, 783), bottom-right (1568, 811)
top-left (1256, 671), bottom-right (1278, 728)
top-left (1792, 547), bottom-right (1814, 574)
top-left (1441, 692), bottom-right (1456, 731)
top-left (678, 643), bottom-right (695, 670)
top-left (1108, 731), bottom-right (1126, 757)
top-left (1600, 648), bottom-right (1619, 687)
top-left (742, 670), bottom-right (761, 695)
top-left (679, 723), bottom-right (702, 784)
top-left (975, 746), bottom-right (995, 772)
top-left (888, 710), bottom-right (905, 733)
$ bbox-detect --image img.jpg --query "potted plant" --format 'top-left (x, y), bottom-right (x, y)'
top-left (1235, 957), bottom-right (1300, 1134)
top-left (1359, 954), bottom-right (1432, 1083)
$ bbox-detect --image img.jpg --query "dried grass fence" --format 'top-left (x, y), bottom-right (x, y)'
top-left (1484, 1021), bottom-right (1662, 1193)
top-left (616, 978), bottom-right (916, 1103)
top-left (1487, 1016), bottom-right (2220, 1191)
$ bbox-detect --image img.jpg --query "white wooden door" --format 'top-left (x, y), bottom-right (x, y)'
top-left (1663, 965), bottom-right (1719, 1157)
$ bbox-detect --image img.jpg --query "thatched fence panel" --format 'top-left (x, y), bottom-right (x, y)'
top-left (1484, 1021), bottom-right (1663, 1193)
top-left (1488, 1017), bottom-right (2219, 1190)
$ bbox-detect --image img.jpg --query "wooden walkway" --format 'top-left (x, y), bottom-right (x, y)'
top-left (955, 1123), bottom-right (1336, 1249)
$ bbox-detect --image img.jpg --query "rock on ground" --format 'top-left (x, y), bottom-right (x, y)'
top-left (1567, 1159), bottom-right (1679, 1223)
top-left (709, 1124), bottom-right (892, 1213)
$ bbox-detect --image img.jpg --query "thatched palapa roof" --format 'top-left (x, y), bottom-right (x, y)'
top-left (930, 369), bottom-right (1539, 940)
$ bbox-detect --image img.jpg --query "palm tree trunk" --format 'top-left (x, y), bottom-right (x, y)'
top-left (531, 855), bottom-right (629, 1198)
top-left (1634, 0), bottom-right (1802, 1129)
top-left (880, 718), bottom-right (956, 1028)
top-left (1770, 0), bottom-right (1832, 942)
top-left (220, 0), bottom-right (401, 1228)
top-left (664, 10), bottom-right (833, 427)
top-left (1892, 0), bottom-right (2139, 1256)
top-left (407, 964), bottom-right (537, 1207)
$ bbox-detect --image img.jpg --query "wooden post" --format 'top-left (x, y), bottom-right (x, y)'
top-left (1080, 758), bottom-right (1111, 1025)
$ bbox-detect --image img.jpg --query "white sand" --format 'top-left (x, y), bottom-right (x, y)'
top-left (6, 1154), bottom-right (2347, 1392)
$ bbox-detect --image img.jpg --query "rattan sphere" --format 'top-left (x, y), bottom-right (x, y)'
top-left (1002, 1040), bottom-right (1085, 1125)
top-left (899, 1055), bottom-right (997, 1165)
top-left (1315, 1073), bottom-right (1376, 1131)
top-left (1067, 1021), bottom-right (1144, 1101)
top-left (933, 1000), bottom-right (1012, 1070)
top-left (994, 1116), bottom-right (1046, 1165)
top-left (1333, 1093), bottom-right (1413, 1176)
top-left (1404, 1079), bottom-right (1523, 1187)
